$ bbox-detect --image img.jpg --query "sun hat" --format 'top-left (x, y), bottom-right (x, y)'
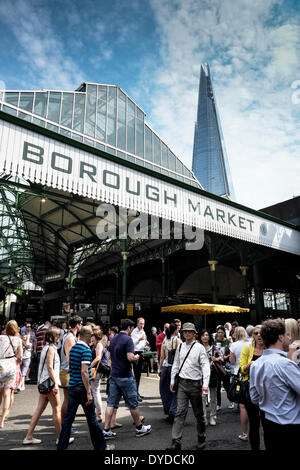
top-left (182, 322), bottom-right (197, 333)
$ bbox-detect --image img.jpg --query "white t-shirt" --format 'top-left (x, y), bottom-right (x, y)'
top-left (230, 340), bottom-right (250, 375)
top-left (38, 344), bottom-right (61, 386)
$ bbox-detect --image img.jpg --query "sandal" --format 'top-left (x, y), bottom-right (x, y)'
top-left (111, 423), bottom-right (123, 429)
top-left (238, 433), bottom-right (248, 441)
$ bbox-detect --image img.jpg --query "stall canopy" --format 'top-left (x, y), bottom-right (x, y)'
top-left (161, 304), bottom-right (250, 315)
top-left (161, 303), bottom-right (250, 327)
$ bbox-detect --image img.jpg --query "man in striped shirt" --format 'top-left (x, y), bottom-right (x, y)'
top-left (57, 326), bottom-right (113, 450)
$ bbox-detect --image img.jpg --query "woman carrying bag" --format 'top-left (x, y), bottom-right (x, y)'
top-left (90, 330), bottom-right (104, 423)
top-left (159, 323), bottom-right (182, 423)
top-left (23, 327), bottom-right (74, 446)
top-left (0, 320), bottom-right (23, 428)
top-left (199, 329), bottom-right (218, 426)
top-left (239, 325), bottom-right (264, 450)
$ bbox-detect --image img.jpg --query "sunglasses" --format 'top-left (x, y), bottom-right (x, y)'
top-left (254, 332), bottom-right (260, 335)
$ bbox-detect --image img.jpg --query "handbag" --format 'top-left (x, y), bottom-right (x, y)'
top-left (213, 361), bottom-right (227, 377)
top-left (91, 357), bottom-right (101, 380)
top-left (209, 362), bottom-right (218, 387)
top-left (173, 342), bottom-right (196, 392)
top-left (227, 369), bottom-right (250, 404)
top-left (37, 348), bottom-right (55, 394)
top-left (99, 362), bottom-right (111, 377)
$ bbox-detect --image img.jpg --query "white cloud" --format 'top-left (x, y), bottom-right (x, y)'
top-left (145, 0), bottom-right (300, 210)
top-left (0, 0), bottom-right (85, 90)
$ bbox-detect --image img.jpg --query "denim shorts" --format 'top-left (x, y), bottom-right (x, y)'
top-left (107, 376), bottom-right (139, 410)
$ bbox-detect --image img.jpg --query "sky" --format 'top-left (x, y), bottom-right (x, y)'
top-left (0, 0), bottom-right (299, 211)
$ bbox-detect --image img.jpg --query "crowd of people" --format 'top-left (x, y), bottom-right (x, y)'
top-left (0, 314), bottom-right (299, 450)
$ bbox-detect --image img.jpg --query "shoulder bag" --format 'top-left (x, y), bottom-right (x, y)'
top-left (173, 341), bottom-right (196, 391)
top-left (227, 368), bottom-right (250, 404)
top-left (212, 345), bottom-right (227, 377)
top-left (38, 347), bottom-right (55, 394)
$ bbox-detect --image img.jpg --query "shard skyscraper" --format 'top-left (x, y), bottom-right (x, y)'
top-left (192, 63), bottom-right (235, 200)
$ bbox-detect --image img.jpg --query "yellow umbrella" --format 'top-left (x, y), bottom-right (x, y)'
top-left (161, 303), bottom-right (250, 327)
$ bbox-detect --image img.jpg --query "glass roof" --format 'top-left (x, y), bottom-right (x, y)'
top-left (0, 83), bottom-right (201, 188)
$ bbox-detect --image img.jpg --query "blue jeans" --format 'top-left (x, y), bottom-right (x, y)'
top-left (107, 376), bottom-right (139, 410)
top-left (57, 384), bottom-right (106, 450)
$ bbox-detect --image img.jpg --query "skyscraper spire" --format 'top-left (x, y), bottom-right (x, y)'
top-left (192, 63), bottom-right (235, 200)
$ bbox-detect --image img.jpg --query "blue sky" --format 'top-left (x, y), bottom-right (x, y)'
top-left (0, 0), bottom-right (299, 210)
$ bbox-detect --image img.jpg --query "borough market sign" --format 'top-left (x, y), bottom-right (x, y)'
top-left (1, 115), bottom-right (300, 255)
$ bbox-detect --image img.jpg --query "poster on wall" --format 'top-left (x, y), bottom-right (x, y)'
top-left (79, 303), bottom-right (93, 312)
top-left (97, 304), bottom-right (108, 316)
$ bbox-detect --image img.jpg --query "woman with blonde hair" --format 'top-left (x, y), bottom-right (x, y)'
top-left (239, 325), bottom-right (264, 450)
top-left (0, 320), bottom-right (23, 428)
top-left (23, 326), bottom-right (73, 445)
top-left (229, 326), bottom-right (249, 442)
top-left (285, 318), bottom-right (300, 365)
top-left (90, 330), bottom-right (104, 423)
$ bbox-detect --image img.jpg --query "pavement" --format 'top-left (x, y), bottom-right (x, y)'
top-left (0, 373), bottom-right (263, 451)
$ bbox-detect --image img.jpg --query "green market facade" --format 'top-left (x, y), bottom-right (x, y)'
top-left (0, 83), bottom-right (300, 328)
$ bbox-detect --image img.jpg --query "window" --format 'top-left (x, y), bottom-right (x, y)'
top-left (136, 116), bottom-right (144, 157)
top-left (107, 87), bottom-right (117, 146)
top-left (161, 143), bottom-right (168, 168)
top-left (61, 93), bottom-right (74, 128)
top-left (96, 85), bottom-right (107, 142)
top-left (34, 92), bottom-right (48, 117)
top-left (145, 125), bottom-right (153, 161)
top-left (19, 93), bottom-right (34, 112)
top-left (153, 134), bottom-right (161, 165)
top-left (73, 93), bottom-right (85, 133)
top-left (5, 92), bottom-right (19, 107)
top-left (85, 85), bottom-right (96, 137)
top-left (168, 150), bottom-right (176, 171)
top-left (127, 99), bottom-right (135, 154)
top-left (47, 92), bottom-right (61, 123)
top-left (117, 90), bottom-right (126, 150)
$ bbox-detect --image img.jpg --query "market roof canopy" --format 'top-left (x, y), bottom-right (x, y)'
top-left (161, 303), bottom-right (250, 316)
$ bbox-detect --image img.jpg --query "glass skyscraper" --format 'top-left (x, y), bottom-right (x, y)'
top-left (192, 63), bottom-right (235, 199)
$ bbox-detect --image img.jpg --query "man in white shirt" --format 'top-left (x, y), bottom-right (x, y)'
top-left (167, 322), bottom-right (210, 450)
top-left (131, 317), bottom-right (147, 401)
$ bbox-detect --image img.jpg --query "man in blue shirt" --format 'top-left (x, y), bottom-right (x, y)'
top-left (250, 318), bottom-right (300, 451)
top-left (103, 318), bottom-right (152, 439)
top-left (57, 326), bottom-right (114, 451)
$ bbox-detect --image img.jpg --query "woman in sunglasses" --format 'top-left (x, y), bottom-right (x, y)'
top-left (239, 325), bottom-right (264, 449)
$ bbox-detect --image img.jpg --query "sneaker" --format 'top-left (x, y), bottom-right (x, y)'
top-left (105, 444), bottom-right (116, 451)
top-left (228, 402), bottom-right (235, 409)
top-left (103, 430), bottom-right (117, 440)
top-left (166, 440), bottom-right (181, 450)
top-left (56, 437), bottom-right (74, 445)
top-left (136, 424), bottom-right (152, 437)
top-left (238, 433), bottom-right (248, 441)
top-left (71, 427), bottom-right (78, 434)
top-left (216, 405), bottom-right (222, 412)
top-left (197, 440), bottom-right (206, 450)
top-left (209, 417), bottom-right (216, 426)
top-left (23, 438), bottom-right (42, 445)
